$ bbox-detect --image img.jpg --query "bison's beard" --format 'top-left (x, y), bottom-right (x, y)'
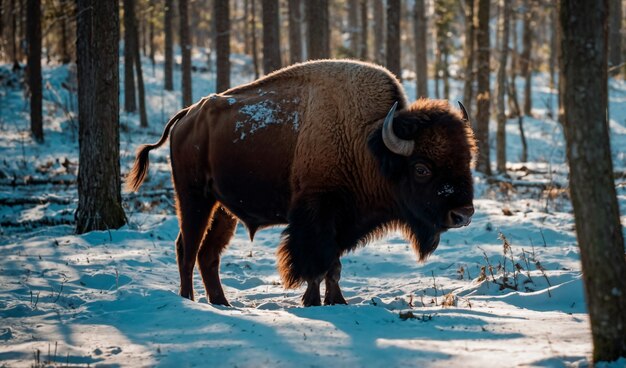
top-left (406, 220), bottom-right (443, 261)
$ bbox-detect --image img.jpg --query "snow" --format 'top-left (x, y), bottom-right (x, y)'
top-left (1, 52), bottom-right (626, 367)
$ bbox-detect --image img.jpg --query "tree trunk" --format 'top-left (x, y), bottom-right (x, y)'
top-left (149, 1), bottom-right (155, 70)
top-left (164, 0), bottom-right (174, 91)
top-left (123, 0), bottom-right (137, 113)
top-left (59, 0), bottom-right (70, 64)
top-left (288, 0), bottom-right (302, 64)
top-left (130, 0), bottom-right (148, 128)
top-left (386, 0), bottom-right (400, 80)
top-left (560, 0), bottom-right (626, 362)
top-left (549, 1), bottom-right (557, 90)
top-left (413, 0), bottom-right (427, 98)
top-left (434, 47), bottom-right (441, 98)
top-left (26, 0), bottom-right (42, 142)
top-left (496, 0), bottom-right (510, 174)
top-left (306, 0), bottom-right (329, 60)
top-left (462, 0), bottom-right (475, 117)
top-left (475, 0), bottom-right (491, 175)
top-left (10, 0), bottom-right (18, 67)
top-left (521, 0), bottom-right (533, 116)
top-left (179, 0), bottom-right (192, 107)
top-left (215, 0), bottom-right (230, 92)
top-left (359, 0), bottom-right (368, 60)
top-left (250, 0), bottom-right (260, 79)
top-left (348, 0), bottom-right (359, 56)
top-left (608, 0), bottom-right (622, 76)
top-left (373, 0), bottom-right (384, 65)
top-left (75, 0), bottom-right (126, 234)
top-left (262, 0), bottom-right (281, 74)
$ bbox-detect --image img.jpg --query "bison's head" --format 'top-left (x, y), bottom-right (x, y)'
top-left (369, 99), bottom-right (477, 259)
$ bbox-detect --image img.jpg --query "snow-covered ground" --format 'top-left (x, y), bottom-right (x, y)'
top-left (1, 52), bottom-right (625, 367)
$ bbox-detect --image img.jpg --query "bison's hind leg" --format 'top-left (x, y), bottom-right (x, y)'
top-left (197, 205), bottom-right (237, 306)
top-left (175, 192), bottom-right (216, 301)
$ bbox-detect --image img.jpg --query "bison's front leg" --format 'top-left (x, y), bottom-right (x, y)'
top-left (277, 193), bottom-right (343, 306)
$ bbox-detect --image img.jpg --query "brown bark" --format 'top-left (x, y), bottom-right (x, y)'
top-left (262, 0), bottom-right (281, 74)
top-left (560, 0), bottom-right (626, 362)
top-left (549, 1), bottom-right (557, 90)
top-left (75, 0), bottom-right (126, 233)
top-left (10, 0), bottom-right (17, 65)
top-left (359, 0), bottom-right (368, 60)
top-left (306, 0), bottom-right (329, 59)
top-left (164, 0), bottom-right (174, 91)
top-left (149, 1), bottom-right (155, 68)
top-left (250, 0), bottom-right (260, 79)
top-left (215, 0), bottom-right (230, 92)
top-left (496, 0), bottom-right (510, 173)
top-left (608, 0), bottom-right (622, 76)
top-left (348, 0), bottom-right (359, 56)
top-left (59, 0), bottom-right (70, 64)
top-left (130, 0), bottom-right (148, 128)
top-left (521, 0), bottom-right (533, 116)
top-left (413, 0), bottom-right (427, 98)
top-left (179, 0), bottom-right (192, 107)
top-left (288, 0), bottom-right (302, 64)
top-left (386, 0), bottom-right (400, 80)
top-left (27, 0), bottom-right (42, 142)
top-left (475, 0), bottom-right (491, 175)
top-left (123, 0), bottom-right (137, 113)
top-left (373, 0), bottom-right (384, 64)
top-left (462, 0), bottom-right (475, 117)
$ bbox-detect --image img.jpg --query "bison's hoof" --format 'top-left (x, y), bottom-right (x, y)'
top-left (209, 296), bottom-right (231, 307)
top-left (302, 289), bottom-right (322, 307)
top-left (324, 292), bottom-right (347, 306)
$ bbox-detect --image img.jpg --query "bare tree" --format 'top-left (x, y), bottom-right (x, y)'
top-left (549, 0), bottom-right (557, 91)
top-left (288, 0), bottom-right (302, 64)
top-left (179, 0), bottom-right (192, 107)
top-left (75, 0), bottom-right (126, 233)
top-left (348, 0), bottom-right (359, 56)
top-left (413, 0), bottom-right (427, 98)
top-left (26, 0), bottom-right (42, 142)
top-left (262, 0), bottom-right (281, 73)
top-left (250, 0), bottom-right (260, 79)
top-left (373, 0), bottom-right (384, 64)
top-left (59, 0), bottom-right (70, 64)
top-left (215, 0), bottom-right (230, 92)
top-left (164, 0), bottom-right (174, 91)
top-left (608, 0), bottom-right (622, 76)
top-left (129, 0), bottom-right (148, 127)
top-left (495, 0), bottom-right (510, 173)
top-left (386, 0), bottom-right (400, 79)
top-left (520, 0), bottom-right (534, 116)
top-left (508, 7), bottom-right (527, 163)
top-left (474, 0), bottom-right (491, 175)
top-left (359, 0), bottom-right (368, 60)
top-left (123, 0), bottom-right (137, 113)
top-left (462, 0), bottom-right (475, 117)
top-left (560, 0), bottom-right (626, 362)
top-left (306, 0), bottom-right (329, 59)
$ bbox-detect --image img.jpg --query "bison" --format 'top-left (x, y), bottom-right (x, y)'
top-left (127, 60), bottom-right (477, 307)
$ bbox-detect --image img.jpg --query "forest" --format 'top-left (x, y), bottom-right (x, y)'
top-left (0, 0), bottom-right (625, 366)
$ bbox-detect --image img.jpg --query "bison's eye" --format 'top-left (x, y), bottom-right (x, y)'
top-left (414, 163), bottom-right (432, 178)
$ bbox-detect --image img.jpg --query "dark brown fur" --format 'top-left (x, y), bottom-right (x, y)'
top-left (126, 60), bottom-right (477, 306)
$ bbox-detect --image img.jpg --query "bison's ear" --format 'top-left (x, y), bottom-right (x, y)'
top-left (368, 127), bottom-right (408, 180)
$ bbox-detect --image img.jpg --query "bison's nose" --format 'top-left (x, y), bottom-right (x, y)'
top-left (446, 205), bottom-right (474, 228)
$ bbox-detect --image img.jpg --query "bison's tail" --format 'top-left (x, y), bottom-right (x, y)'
top-left (125, 107), bottom-right (190, 192)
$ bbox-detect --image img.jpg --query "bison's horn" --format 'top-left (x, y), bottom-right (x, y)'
top-left (382, 101), bottom-right (414, 156)
top-left (458, 101), bottom-right (469, 122)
